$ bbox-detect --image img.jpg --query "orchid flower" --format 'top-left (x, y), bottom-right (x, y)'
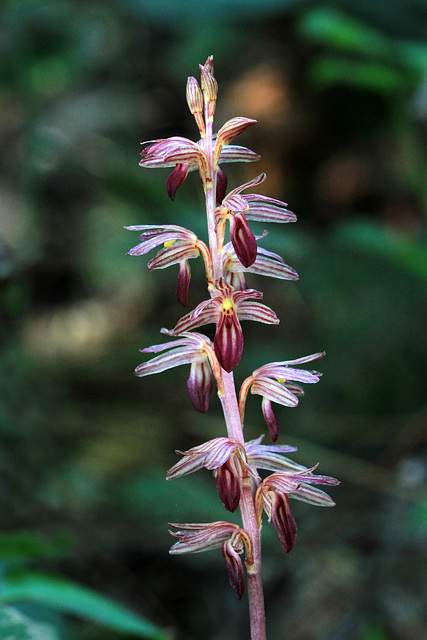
top-left (171, 279), bottom-right (279, 372)
top-left (222, 235), bottom-right (299, 290)
top-left (135, 330), bottom-right (222, 413)
top-left (239, 352), bottom-right (325, 441)
top-left (125, 224), bottom-right (212, 305)
top-left (255, 468), bottom-right (339, 553)
top-left (169, 521), bottom-right (253, 599)
top-left (215, 172), bottom-right (297, 268)
top-left (167, 437), bottom-right (256, 512)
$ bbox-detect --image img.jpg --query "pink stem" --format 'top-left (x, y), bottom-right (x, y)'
top-left (221, 372), bottom-right (266, 640)
top-left (203, 98), bottom-right (266, 638)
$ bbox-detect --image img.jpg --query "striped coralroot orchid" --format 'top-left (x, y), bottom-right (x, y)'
top-left (238, 352), bottom-right (325, 441)
top-left (169, 521), bottom-right (253, 599)
top-left (127, 57), bottom-right (339, 640)
top-left (172, 279), bottom-right (279, 373)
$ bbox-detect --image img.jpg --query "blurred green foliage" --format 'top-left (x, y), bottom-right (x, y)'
top-left (0, 0), bottom-right (426, 639)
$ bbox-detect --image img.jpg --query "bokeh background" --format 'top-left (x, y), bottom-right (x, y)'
top-left (1, 1), bottom-right (426, 639)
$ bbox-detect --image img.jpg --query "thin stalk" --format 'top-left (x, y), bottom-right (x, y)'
top-left (203, 104), bottom-right (266, 639)
top-left (221, 373), bottom-right (266, 640)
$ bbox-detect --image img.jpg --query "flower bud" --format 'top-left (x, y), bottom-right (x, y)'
top-left (186, 76), bottom-right (203, 114)
top-left (200, 64), bottom-right (218, 103)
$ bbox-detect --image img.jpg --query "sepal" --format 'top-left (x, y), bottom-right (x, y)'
top-left (214, 118), bottom-right (256, 167)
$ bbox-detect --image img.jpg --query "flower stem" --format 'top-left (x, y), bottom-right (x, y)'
top-left (203, 106), bottom-right (267, 635)
top-left (220, 372), bottom-right (266, 640)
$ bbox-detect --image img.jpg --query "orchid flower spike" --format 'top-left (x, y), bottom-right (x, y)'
top-left (128, 56), bottom-right (339, 638)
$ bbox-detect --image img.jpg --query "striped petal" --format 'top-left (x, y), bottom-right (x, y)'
top-left (251, 378), bottom-right (299, 407)
top-left (237, 301), bottom-right (279, 325)
top-left (270, 492), bottom-right (297, 553)
top-left (218, 145), bottom-right (260, 164)
top-left (187, 358), bottom-right (212, 412)
top-left (261, 397), bottom-right (279, 442)
top-left (289, 484), bottom-right (337, 507)
top-left (222, 540), bottom-right (245, 599)
top-left (166, 163), bottom-right (189, 200)
top-left (135, 346), bottom-right (205, 377)
top-left (214, 304), bottom-right (244, 372)
top-left (172, 299), bottom-right (219, 334)
top-left (147, 241), bottom-right (199, 270)
top-left (169, 521), bottom-right (238, 554)
top-left (245, 203), bottom-right (296, 223)
top-left (214, 117), bottom-right (256, 166)
top-left (167, 438), bottom-right (239, 479)
top-left (229, 212), bottom-right (257, 268)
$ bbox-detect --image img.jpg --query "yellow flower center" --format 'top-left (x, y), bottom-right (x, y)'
top-left (222, 298), bottom-right (234, 314)
top-left (164, 239), bottom-right (176, 248)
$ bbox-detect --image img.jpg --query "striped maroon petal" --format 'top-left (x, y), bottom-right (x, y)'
top-left (261, 397), bottom-right (279, 442)
top-left (166, 163), bottom-right (189, 201)
top-left (222, 540), bottom-right (245, 599)
top-left (177, 260), bottom-right (191, 307)
top-left (214, 455), bottom-right (241, 512)
top-left (187, 359), bottom-right (213, 413)
top-left (270, 492), bottom-right (297, 553)
top-left (229, 212), bottom-right (257, 268)
top-left (214, 301), bottom-right (244, 373)
top-left (216, 165), bottom-right (228, 204)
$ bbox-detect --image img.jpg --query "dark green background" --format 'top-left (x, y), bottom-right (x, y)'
top-left (1, 1), bottom-right (426, 639)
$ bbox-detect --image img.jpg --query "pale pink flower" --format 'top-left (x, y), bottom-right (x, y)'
top-left (172, 280), bottom-right (279, 372)
top-left (255, 467), bottom-right (340, 553)
top-left (169, 521), bottom-right (253, 599)
top-left (239, 352), bottom-right (325, 441)
top-left (135, 330), bottom-right (222, 413)
top-left (222, 235), bottom-right (299, 290)
top-left (126, 224), bottom-right (211, 305)
top-left (216, 172), bottom-right (297, 268)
